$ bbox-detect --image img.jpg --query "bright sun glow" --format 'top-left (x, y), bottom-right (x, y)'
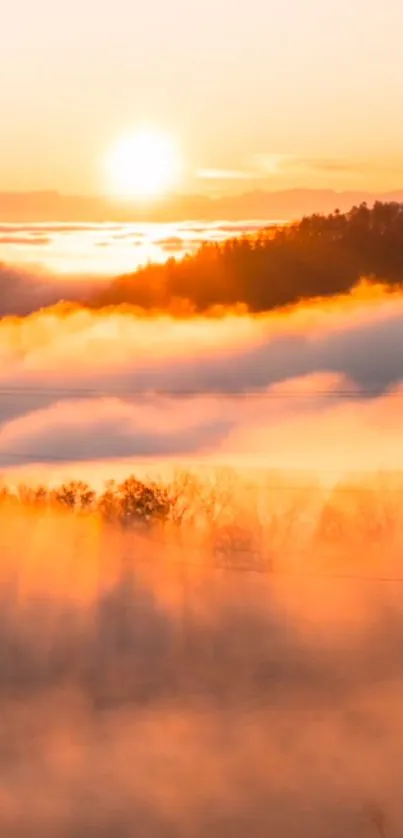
top-left (105, 129), bottom-right (182, 200)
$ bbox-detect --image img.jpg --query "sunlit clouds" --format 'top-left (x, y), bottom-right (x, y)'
top-left (0, 286), bottom-right (402, 482)
top-left (0, 220), bottom-right (270, 280)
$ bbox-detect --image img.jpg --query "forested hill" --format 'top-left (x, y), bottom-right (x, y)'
top-left (91, 202), bottom-right (403, 312)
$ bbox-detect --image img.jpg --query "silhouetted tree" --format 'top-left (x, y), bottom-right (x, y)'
top-left (54, 480), bottom-right (95, 510)
top-left (99, 476), bottom-right (172, 528)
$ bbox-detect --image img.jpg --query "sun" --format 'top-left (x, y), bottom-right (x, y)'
top-left (105, 129), bottom-right (182, 200)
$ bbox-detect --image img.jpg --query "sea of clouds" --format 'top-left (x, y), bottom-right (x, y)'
top-left (0, 283), bottom-right (402, 479)
top-left (0, 221), bottom-right (269, 288)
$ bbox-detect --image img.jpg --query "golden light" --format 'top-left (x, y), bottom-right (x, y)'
top-left (105, 129), bottom-right (182, 199)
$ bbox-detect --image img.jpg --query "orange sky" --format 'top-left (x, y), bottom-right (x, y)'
top-left (2, 0), bottom-right (403, 197)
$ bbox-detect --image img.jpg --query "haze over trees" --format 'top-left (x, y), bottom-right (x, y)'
top-left (3, 469), bottom-right (403, 567)
top-left (92, 202), bottom-right (403, 312)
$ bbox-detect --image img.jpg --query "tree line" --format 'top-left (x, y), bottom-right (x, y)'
top-left (90, 202), bottom-right (403, 312)
top-left (2, 470), bottom-right (402, 567)
top-left (1, 476), bottom-right (171, 525)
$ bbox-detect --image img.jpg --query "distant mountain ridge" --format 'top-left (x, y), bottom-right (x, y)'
top-left (2, 188), bottom-right (403, 222)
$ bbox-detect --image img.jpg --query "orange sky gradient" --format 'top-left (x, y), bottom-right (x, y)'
top-left (2, 0), bottom-right (403, 200)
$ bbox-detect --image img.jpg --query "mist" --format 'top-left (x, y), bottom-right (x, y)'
top-left (0, 493), bottom-right (402, 836)
top-left (0, 272), bottom-right (402, 835)
top-left (0, 262), bottom-right (106, 317)
top-left (0, 282), bottom-right (402, 478)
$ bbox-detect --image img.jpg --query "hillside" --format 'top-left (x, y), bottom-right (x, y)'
top-left (91, 201), bottom-right (403, 312)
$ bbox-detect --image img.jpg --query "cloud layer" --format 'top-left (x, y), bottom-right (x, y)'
top-left (0, 221), bottom-right (270, 286)
top-left (0, 285), bottom-right (402, 477)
